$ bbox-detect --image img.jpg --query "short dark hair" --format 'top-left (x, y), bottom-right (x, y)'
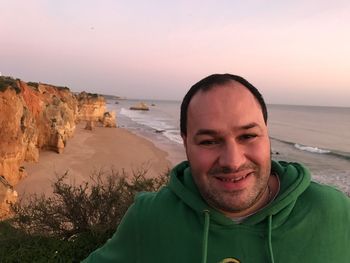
top-left (180, 73), bottom-right (268, 135)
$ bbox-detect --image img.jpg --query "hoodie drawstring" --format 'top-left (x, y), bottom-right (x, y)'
top-left (202, 210), bottom-right (210, 263)
top-left (267, 215), bottom-right (275, 263)
top-left (201, 210), bottom-right (275, 263)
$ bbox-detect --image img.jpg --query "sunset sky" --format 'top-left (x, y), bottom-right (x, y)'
top-left (1, 0), bottom-right (349, 106)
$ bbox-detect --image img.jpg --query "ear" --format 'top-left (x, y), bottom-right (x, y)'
top-left (181, 133), bottom-right (187, 150)
top-left (181, 133), bottom-right (190, 161)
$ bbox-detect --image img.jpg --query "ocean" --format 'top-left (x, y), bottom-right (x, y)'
top-left (107, 99), bottom-right (350, 193)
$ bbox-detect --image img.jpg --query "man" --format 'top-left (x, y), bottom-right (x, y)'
top-left (84, 74), bottom-right (350, 263)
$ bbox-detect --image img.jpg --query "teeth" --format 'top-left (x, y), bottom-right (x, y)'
top-left (221, 175), bottom-right (246, 182)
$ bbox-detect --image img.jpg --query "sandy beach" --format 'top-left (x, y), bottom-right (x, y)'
top-left (15, 124), bottom-right (172, 198)
top-left (14, 120), bottom-right (350, 200)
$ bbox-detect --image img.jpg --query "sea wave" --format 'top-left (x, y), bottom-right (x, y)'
top-left (120, 108), bottom-right (172, 129)
top-left (119, 107), bottom-right (183, 144)
top-left (163, 130), bottom-right (183, 144)
top-left (118, 108), bottom-right (350, 158)
top-left (294, 144), bottom-right (331, 154)
top-left (271, 137), bottom-right (350, 161)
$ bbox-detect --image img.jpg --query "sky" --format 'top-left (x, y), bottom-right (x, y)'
top-left (1, 0), bottom-right (350, 107)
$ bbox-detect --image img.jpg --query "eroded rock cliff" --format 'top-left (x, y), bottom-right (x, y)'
top-left (76, 91), bottom-right (117, 128)
top-left (77, 92), bottom-right (107, 122)
top-left (0, 76), bottom-right (116, 218)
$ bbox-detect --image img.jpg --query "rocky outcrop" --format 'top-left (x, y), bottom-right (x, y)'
top-left (0, 79), bottom-right (78, 186)
top-left (0, 79), bottom-right (76, 218)
top-left (76, 92), bottom-right (107, 122)
top-left (25, 83), bottom-right (78, 154)
top-left (0, 79), bottom-right (89, 216)
top-left (85, 120), bottom-right (95, 130)
top-left (0, 76), bottom-right (118, 218)
top-left (76, 91), bottom-right (117, 128)
top-left (0, 176), bottom-right (18, 219)
top-left (0, 76), bottom-right (119, 218)
top-left (0, 85), bottom-right (36, 186)
top-left (130, 102), bottom-right (149, 111)
top-left (102, 111), bottom-right (117, 128)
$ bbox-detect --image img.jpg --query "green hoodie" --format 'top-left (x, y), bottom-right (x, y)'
top-left (83, 160), bottom-right (350, 263)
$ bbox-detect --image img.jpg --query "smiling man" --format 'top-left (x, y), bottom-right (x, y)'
top-left (183, 81), bottom-right (274, 220)
top-left (83, 74), bottom-right (350, 263)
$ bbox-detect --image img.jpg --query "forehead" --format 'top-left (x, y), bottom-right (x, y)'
top-left (187, 82), bottom-right (265, 131)
top-left (189, 81), bottom-right (261, 112)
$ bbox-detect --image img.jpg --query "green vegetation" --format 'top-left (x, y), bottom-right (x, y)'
top-left (101, 94), bottom-right (120, 100)
top-left (27, 81), bottom-right (70, 92)
top-left (2, 168), bottom-right (168, 262)
top-left (89, 93), bottom-right (99, 98)
top-left (0, 221), bottom-right (98, 262)
top-left (0, 76), bottom-right (21, 94)
top-left (0, 76), bottom-right (72, 94)
top-left (2, 165), bottom-right (348, 262)
top-left (77, 92), bottom-right (100, 102)
top-left (56, 86), bottom-right (70, 91)
top-left (27, 82), bottom-right (39, 91)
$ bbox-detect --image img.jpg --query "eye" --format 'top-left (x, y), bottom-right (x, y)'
top-left (199, 140), bottom-right (219, 146)
top-left (239, 134), bottom-right (257, 141)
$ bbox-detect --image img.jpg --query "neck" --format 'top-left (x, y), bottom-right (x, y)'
top-left (224, 174), bottom-right (278, 219)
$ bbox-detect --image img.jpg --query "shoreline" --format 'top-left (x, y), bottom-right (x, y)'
top-left (14, 122), bottom-right (350, 199)
top-left (124, 127), bottom-right (187, 166)
top-left (15, 123), bottom-right (172, 198)
top-left (271, 138), bottom-right (350, 194)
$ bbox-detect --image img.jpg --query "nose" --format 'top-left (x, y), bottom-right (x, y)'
top-left (218, 139), bottom-right (246, 170)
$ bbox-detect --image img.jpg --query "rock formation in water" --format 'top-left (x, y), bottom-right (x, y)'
top-left (0, 76), bottom-right (116, 218)
top-left (129, 102), bottom-right (149, 111)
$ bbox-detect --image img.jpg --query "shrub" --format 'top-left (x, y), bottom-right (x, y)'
top-left (6, 167), bottom-right (168, 262)
top-left (56, 86), bottom-right (70, 91)
top-left (0, 76), bottom-right (21, 94)
top-left (27, 82), bottom-right (39, 90)
top-left (0, 220), bottom-right (82, 262)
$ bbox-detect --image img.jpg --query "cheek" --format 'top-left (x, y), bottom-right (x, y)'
top-left (247, 140), bottom-right (271, 164)
top-left (187, 146), bottom-right (217, 171)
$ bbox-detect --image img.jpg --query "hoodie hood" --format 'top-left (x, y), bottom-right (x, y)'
top-left (83, 159), bottom-right (349, 263)
top-left (167, 160), bottom-right (311, 228)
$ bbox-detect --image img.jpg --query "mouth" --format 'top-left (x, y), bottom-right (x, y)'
top-left (213, 171), bottom-right (254, 190)
top-left (215, 171), bottom-right (254, 181)
top-left (218, 174), bottom-right (249, 183)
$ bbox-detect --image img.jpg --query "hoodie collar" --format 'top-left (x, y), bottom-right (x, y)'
top-left (167, 160), bottom-right (311, 227)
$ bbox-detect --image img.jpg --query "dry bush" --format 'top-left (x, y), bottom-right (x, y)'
top-left (11, 167), bottom-right (169, 240)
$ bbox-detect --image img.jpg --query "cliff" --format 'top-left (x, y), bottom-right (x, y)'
top-left (0, 76), bottom-right (116, 218)
top-left (76, 92), bottom-right (106, 122)
top-left (76, 91), bottom-right (116, 128)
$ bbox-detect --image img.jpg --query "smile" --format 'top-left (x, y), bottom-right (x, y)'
top-left (219, 176), bottom-right (247, 182)
top-left (215, 171), bottom-right (254, 183)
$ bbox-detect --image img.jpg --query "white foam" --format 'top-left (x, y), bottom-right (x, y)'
top-left (163, 130), bottom-right (183, 144)
top-left (294, 143), bottom-right (331, 154)
top-left (120, 107), bottom-right (182, 144)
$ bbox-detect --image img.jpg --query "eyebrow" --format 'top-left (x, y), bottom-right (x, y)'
top-left (241, 122), bottom-right (259, 130)
top-left (195, 122), bottom-right (260, 136)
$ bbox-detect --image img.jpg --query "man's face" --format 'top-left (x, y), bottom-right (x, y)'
top-left (182, 82), bottom-right (271, 217)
